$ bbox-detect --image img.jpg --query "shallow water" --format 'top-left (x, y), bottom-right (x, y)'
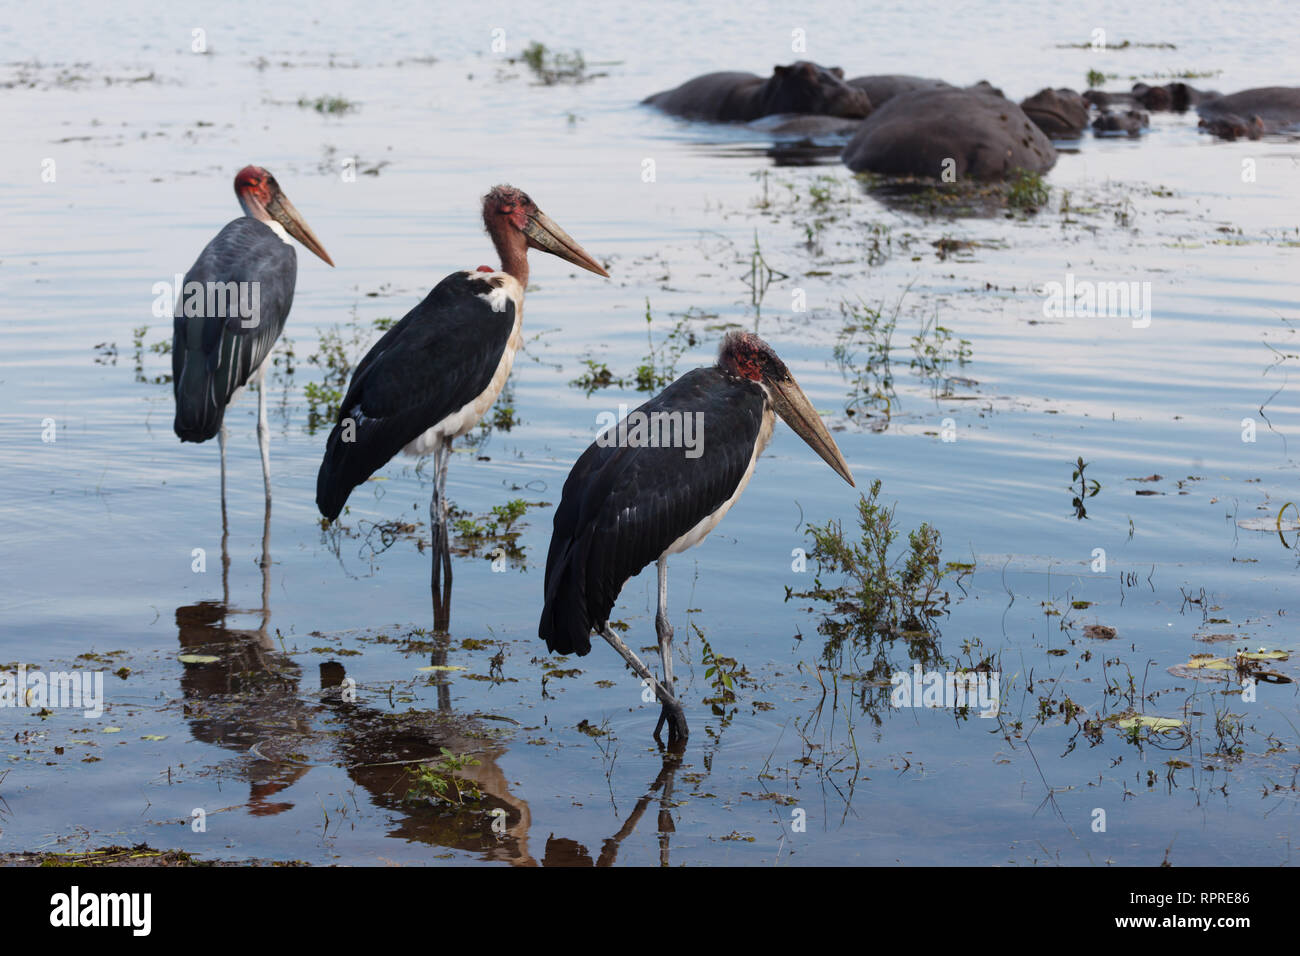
top-left (1, 1), bottom-right (1299, 865)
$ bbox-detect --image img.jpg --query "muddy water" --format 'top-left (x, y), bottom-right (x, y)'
top-left (1, 1), bottom-right (1298, 865)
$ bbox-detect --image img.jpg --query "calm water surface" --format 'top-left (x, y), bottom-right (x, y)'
top-left (1, 1), bottom-right (1298, 865)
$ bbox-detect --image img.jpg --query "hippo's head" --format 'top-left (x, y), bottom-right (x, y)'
top-left (760, 61), bottom-right (873, 118)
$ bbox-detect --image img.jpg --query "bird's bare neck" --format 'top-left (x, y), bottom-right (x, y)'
top-left (491, 229), bottom-right (529, 288)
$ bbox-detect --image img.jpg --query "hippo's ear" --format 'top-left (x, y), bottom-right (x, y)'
top-left (773, 65), bottom-right (788, 76)
top-left (830, 66), bottom-right (845, 79)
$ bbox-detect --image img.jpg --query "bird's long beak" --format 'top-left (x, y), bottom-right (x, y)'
top-left (266, 191), bottom-right (335, 267)
top-left (769, 374), bottom-right (855, 486)
top-left (523, 209), bottom-right (609, 277)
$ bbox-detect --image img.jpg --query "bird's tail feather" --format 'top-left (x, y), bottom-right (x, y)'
top-left (315, 425), bottom-right (359, 522)
top-left (539, 554), bottom-right (593, 656)
top-left (173, 349), bottom-right (224, 443)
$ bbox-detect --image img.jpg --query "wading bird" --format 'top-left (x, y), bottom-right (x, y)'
top-left (539, 331), bottom-right (854, 743)
top-left (173, 166), bottom-right (333, 520)
top-left (315, 185), bottom-right (608, 610)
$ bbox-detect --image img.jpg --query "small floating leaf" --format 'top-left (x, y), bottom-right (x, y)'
top-left (177, 654), bottom-right (220, 664)
top-left (1186, 655), bottom-right (1232, 670)
top-left (1237, 516), bottom-right (1300, 532)
top-left (140, 734), bottom-right (168, 741)
top-left (417, 664), bottom-right (466, 672)
top-left (1116, 715), bottom-right (1183, 730)
top-left (1239, 650), bottom-right (1288, 661)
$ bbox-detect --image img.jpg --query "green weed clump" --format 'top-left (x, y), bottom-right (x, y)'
top-left (791, 479), bottom-right (971, 662)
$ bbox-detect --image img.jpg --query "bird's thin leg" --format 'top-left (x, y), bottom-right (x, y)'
top-left (258, 494), bottom-right (272, 632)
top-left (219, 424), bottom-right (231, 596)
top-left (430, 441), bottom-right (453, 631)
top-left (599, 624), bottom-right (687, 743)
top-left (652, 555), bottom-right (688, 743)
top-left (219, 423), bottom-right (229, 528)
top-left (257, 376), bottom-right (272, 511)
top-left (438, 439), bottom-right (452, 587)
top-left (430, 445), bottom-right (442, 588)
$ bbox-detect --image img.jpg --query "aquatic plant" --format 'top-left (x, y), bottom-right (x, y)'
top-left (518, 42), bottom-right (592, 85)
top-left (791, 479), bottom-right (972, 664)
top-left (1007, 169), bottom-right (1049, 212)
top-left (304, 312), bottom-right (390, 432)
top-left (405, 748), bottom-right (483, 805)
top-left (909, 313), bottom-right (972, 388)
top-left (1070, 456), bottom-right (1101, 519)
top-left (297, 94), bottom-right (356, 114)
top-left (834, 297), bottom-right (898, 420)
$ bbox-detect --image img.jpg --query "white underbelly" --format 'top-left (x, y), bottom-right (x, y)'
top-left (664, 404), bottom-right (775, 556)
top-left (401, 317), bottom-right (523, 457)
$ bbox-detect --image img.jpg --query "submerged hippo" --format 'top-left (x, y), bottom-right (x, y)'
top-left (1088, 82), bottom-right (1217, 112)
top-left (846, 74), bottom-right (951, 107)
top-left (842, 86), bottom-right (1056, 181)
top-left (1133, 81), bottom-right (1219, 111)
top-left (1093, 109), bottom-right (1149, 136)
top-left (1198, 87), bottom-right (1300, 138)
top-left (643, 61), bottom-right (873, 122)
top-left (1020, 88), bottom-right (1090, 138)
top-left (748, 113), bottom-right (864, 138)
top-left (1083, 89), bottom-right (1137, 110)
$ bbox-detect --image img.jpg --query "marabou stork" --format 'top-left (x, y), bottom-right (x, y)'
top-left (539, 331), bottom-right (855, 743)
top-left (314, 185), bottom-right (608, 605)
top-left (172, 165), bottom-right (334, 518)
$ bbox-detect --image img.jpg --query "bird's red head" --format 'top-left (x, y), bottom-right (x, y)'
top-left (479, 184), bottom-right (609, 282)
top-left (719, 331), bottom-right (790, 384)
top-left (718, 331), bottom-right (856, 487)
top-left (482, 184), bottom-right (536, 233)
top-left (231, 164), bottom-right (334, 266)
top-left (234, 165), bottom-right (277, 208)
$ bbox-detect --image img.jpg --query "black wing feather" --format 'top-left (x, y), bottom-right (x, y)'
top-left (540, 368), bottom-right (766, 655)
top-left (315, 272), bottom-right (516, 520)
top-left (172, 217), bottom-right (297, 442)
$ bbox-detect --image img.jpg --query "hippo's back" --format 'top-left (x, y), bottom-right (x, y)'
top-left (643, 72), bottom-right (763, 119)
top-left (1198, 86), bottom-right (1300, 126)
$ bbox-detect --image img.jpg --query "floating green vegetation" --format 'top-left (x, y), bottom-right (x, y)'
top-left (1086, 68), bottom-right (1107, 89)
top-left (304, 313), bottom-right (390, 432)
top-left (1128, 68), bottom-right (1222, 80)
top-left (910, 313), bottom-right (972, 387)
top-left (446, 498), bottom-right (544, 568)
top-left (298, 94), bottom-right (356, 114)
top-left (515, 42), bottom-right (606, 85)
top-left (857, 170), bottom-right (1047, 219)
top-left (834, 297), bottom-right (897, 422)
top-left (405, 748), bottom-right (483, 805)
top-left (1007, 169), bottom-right (1049, 212)
top-left (699, 630), bottom-right (740, 710)
top-left (452, 498), bottom-right (532, 539)
top-left (569, 300), bottom-right (695, 394)
top-left (1070, 456), bottom-right (1101, 520)
top-left (570, 358), bottom-right (616, 393)
top-left (129, 324), bottom-right (172, 385)
top-left (1058, 40), bottom-right (1177, 51)
top-left (791, 479), bottom-right (972, 664)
